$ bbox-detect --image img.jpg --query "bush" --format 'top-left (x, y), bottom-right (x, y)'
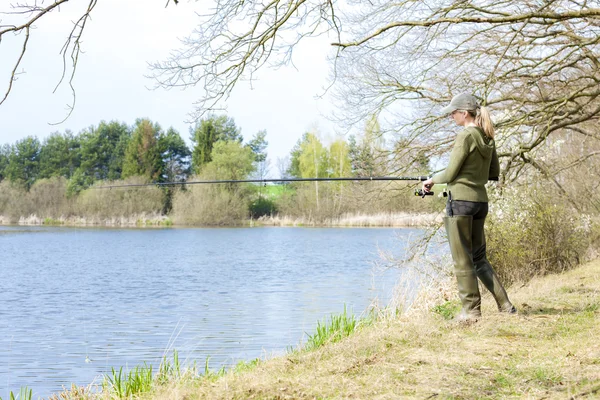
top-left (171, 176), bottom-right (251, 225)
top-left (249, 196), bottom-right (278, 218)
top-left (0, 177), bottom-right (73, 222)
top-left (486, 186), bottom-right (597, 284)
top-left (76, 176), bottom-right (166, 218)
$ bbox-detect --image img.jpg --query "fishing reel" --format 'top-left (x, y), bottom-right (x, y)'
top-left (414, 189), bottom-right (434, 198)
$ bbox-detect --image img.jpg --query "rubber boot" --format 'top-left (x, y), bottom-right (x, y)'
top-left (444, 215), bottom-right (481, 321)
top-left (472, 218), bottom-right (517, 313)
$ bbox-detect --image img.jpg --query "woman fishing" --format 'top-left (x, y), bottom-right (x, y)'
top-left (422, 93), bottom-right (516, 322)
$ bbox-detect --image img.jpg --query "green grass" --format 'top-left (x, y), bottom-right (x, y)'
top-left (258, 184), bottom-right (291, 198)
top-left (103, 364), bottom-right (154, 398)
top-left (432, 300), bottom-right (461, 320)
top-left (303, 305), bottom-right (359, 351)
top-left (0, 387), bottom-right (32, 400)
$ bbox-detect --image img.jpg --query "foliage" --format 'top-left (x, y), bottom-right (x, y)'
top-left (0, 387), bottom-right (32, 400)
top-left (348, 116), bottom-right (387, 177)
top-left (38, 131), bottom-right (81, 180)
top-left (76, 176), bottom-right (166, 219)
top-left (190, 114), bottom-right (242, 173)
top-left (0, 144), bottom-right (10, 181)
top-left (247, 129), bottom-right (268, 163)
top-left (4, 136), bottom-right (41, 189)
top-left (249, 196), bottom-right (278, 218)
top-left (247, 129), bottom-right (270, 180)
top-left (103, 365), bottom-right (154, 399)
top-left (432, 301), bottom-right (461, 321)
top-left (202, 140), bottom-right (256, 181)
top-left (79, 121), bottom-right (130, 182)
top-left (303, 306), bottom-right (358, 352)
top-left (486, 185), bottom-right (597, 284)
top-left (159, 127), bottom-right (191, 183)
top-left (0, 177), bottom-right (73, 222)
top-left (122, 119), bottom-right (164, 181)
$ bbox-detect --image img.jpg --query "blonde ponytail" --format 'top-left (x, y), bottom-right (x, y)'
top-left (475, 106), bottom-right (495, 139)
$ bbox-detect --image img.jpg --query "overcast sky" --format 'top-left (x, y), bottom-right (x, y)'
top-left (0, 0), bottom-right (337, 163)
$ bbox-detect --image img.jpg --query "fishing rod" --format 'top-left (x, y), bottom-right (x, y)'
top-left (94, 175), bottom-right (434, 196)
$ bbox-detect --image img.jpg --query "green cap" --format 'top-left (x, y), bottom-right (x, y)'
top-left (441, 93), bottom-right (480, 114)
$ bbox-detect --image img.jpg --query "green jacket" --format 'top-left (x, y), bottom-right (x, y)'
top-left (431, 126), bottom-right (499, 202)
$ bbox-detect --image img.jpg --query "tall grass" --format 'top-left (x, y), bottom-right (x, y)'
top-left (0, 387), bottom-right (32, 400)
top-left (303, 306), bottom-right (360, 351)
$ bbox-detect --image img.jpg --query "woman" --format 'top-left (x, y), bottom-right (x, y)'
top-left (422, 93), bottom-right (516, 321)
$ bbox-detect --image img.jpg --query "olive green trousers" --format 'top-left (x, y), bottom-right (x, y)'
top-left (444, 215), bottom-right (515, 319)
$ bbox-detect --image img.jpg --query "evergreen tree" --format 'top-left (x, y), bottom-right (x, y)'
top-left (122, 119), bottom-right (164, 181)
top-left (287, 132), bottom-right (309, 178)
top-left (5, 136), bottom-right (41, 189)
top-left (159, 127), bottom-right (191, 182)
top-left (247, 129), bottom-right (269, 180)
top-left (38, 131), bottom-right (81, 179)
top-left (190, 114), bottom-right (241, 173)
top-left (79, 120), bottom-right (131, 181)
top-left (0, 144), bottom-right (10, 182)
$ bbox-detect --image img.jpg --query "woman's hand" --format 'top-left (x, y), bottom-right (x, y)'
top-left (422, 178), bottom-right (434, 193)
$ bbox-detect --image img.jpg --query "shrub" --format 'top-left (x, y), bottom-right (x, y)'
top-left (76, 176), bottom-right (166, 218)
top-left (486, 186), bottom-right (597, 284)
top-left (249, 196), bottom-right (278, 218)
top-left (171, 176), bottom-right (251, 225)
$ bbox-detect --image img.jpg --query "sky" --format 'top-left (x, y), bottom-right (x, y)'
top-left (0, 0), bottom-right (337, 164)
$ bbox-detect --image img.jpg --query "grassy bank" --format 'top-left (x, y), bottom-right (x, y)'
top-left (41, 258), bottom-right (600, 400)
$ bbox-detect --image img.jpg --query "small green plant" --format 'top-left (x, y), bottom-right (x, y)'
top-left (202, 356), bottom-right (226, 380)
top-left (157, 350), bottom-right (181, 383)
top-left (304, 305), bottom-right (358, 351)
top-left (234, 358), bottom-right (260, 373)
top-left (432, 301), bottom-right (461, 320)
top-left (0, 387), bottom-right (32, 400)
top-left (103, 364), bottom-right (153, 398)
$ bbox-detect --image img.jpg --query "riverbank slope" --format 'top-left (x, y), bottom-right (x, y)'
top-left (145, 259), bottom-right (600, 399)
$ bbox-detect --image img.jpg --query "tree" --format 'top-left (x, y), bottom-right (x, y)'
top-left (4, 0), bottom-right (600, 201)
top-left (204, 140), bottom-right (256, 181)
top-left (0, 0), bottom-right (98, 122)
top-left (5, 136), bottom-right (41, 189)
top-left (0, 144), bottom-right (10, 182)
top-left (348, 116), bottom-right (388, 177)
top-left (247, 130), bottom-right (269, 180)
top-left (298, 132), bottom-right (329, 210)
top-left (122, 119), bottom-right (164, 181)
top-left (329, 138), bottom-right (351, 179)
top-left (38, 131), bottom-right (81, 179)
top-left (149, 0), bottom-right (600, 204)
top-left (79, 121), bottom-right (131, 181)
top-left (159, 127), bottom-right (191, 183)
top-left (190, 114), bottom-right (242, 173)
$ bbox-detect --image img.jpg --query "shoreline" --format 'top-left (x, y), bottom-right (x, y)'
top-left (0, 212), bottom-right (443, 228)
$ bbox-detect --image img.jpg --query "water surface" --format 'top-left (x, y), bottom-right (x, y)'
top-left (0, 226), bottom-right (420, 398)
